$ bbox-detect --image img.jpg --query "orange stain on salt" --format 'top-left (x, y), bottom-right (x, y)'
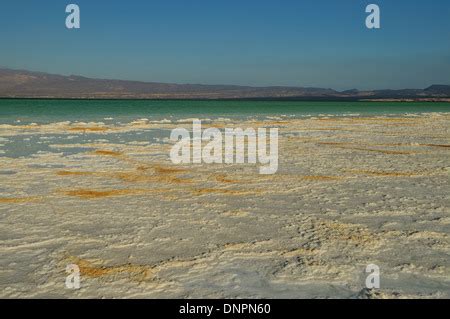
top-left (422, 144), bottom-right (450, 148)
top-left (300, 175), bottom-right (342, 181)
top-left (92, 150), bottom-right (123, 156)
top-left (56, 170), bottom-right (93, 176)
top-left (215, 174), bottom-right (240, 183)
top-left (69, 127), bottom-right (108, 132)
top-left (153, 165), bottom-right (187, 174)
top-left (67, 257), bottom-right (156, 282)
top-left (0, 196), bottom-right (41, 203)
top-left (62, 189), bottom-right (140, 199)
top-left (348, 170), bottom-right (423, 177)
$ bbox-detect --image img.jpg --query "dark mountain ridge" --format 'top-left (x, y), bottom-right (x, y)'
top-left (1, 68), bottom-right (449, 100)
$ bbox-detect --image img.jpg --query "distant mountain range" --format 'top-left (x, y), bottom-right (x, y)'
top-left (1, 68), bottom-right (449, 100)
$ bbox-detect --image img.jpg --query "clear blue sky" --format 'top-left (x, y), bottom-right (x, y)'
top-left (1, 0), bottom-right (449, 90)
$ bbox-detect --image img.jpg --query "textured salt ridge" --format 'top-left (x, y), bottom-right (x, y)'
top-left (0, 113), bottom-right (449, 298)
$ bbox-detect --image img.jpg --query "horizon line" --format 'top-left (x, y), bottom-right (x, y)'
top-left (2, 66), bottom-right (448, 93)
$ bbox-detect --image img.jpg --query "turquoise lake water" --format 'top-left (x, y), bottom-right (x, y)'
top-left (0, 99), bottom-right (449, 124)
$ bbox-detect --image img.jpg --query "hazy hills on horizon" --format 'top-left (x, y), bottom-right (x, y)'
top-left (1, 68), bottom-right (449, 100)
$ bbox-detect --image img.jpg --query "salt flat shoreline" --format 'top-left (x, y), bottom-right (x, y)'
top-left (0, 113), bottom-right (449, 298)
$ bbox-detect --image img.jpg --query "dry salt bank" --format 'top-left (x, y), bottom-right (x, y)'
top-left (0, 100), bottom-right (449, 298)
